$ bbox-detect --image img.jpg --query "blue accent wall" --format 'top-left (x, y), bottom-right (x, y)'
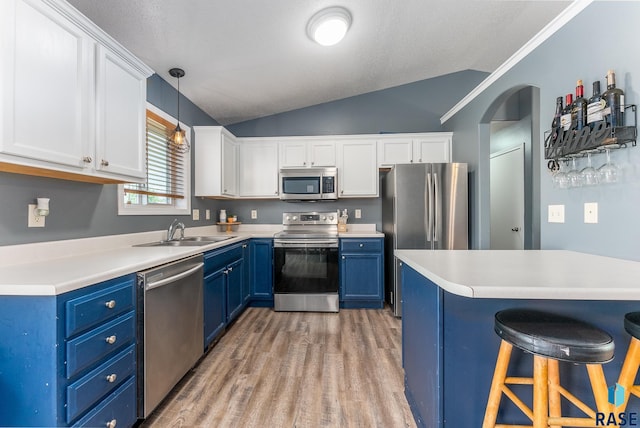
top-left (443, 2), bottom-right (640, 261)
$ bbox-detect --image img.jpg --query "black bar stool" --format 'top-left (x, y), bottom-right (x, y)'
top-left (483, 308), bottom-right (614, 428)
top-left (615, 312), bottom-right (640, 412)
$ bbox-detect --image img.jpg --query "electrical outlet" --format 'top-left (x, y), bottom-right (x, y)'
top-left (355, 209), bottom-right (362, 219)
top-left (205, 209), bottom-right (210, 220)
top-left (251, 209), bottom-right (258, 219)
top-left (584, 202), bottom-right (598, 224)
top-left (28, 204), bottom-right (45, 228)
top-left (548, 205), bottom-right (565, 223)
top-left (192, 209), bottom-right (200, 221)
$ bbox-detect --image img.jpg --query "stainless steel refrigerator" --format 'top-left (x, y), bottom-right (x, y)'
top-left (382, 163), bottom-right (468, 317)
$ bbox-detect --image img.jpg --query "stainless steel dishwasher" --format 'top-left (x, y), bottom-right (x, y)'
top-left (136, 254), bottom-right (204, 418)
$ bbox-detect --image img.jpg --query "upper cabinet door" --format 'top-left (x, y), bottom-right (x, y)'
top-left (94, 45), bottom-right (146, 179)
top-left (337, 139), bottom-right (378, 197)
top-left (309, 141), bottom-right (336, 167)
top-left (377, 138), bottom-right (413, 167)
top-left (239, 141), bottom-right (279, 198)
top-left (413, 134), bottom-right (452, 164)
top-left (1, 0), bottom-right (92, 168)
top-left (279, 141), bottom-right (308, 168)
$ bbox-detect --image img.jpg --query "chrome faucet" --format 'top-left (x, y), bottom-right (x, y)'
top-left (167, 218), bottom-right (185, 241)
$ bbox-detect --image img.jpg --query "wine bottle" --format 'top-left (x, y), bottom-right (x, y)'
top-left (602, 69), bottom-right (625, 128)
top-left (550, 96), bottom-right (563, 147)
top-left (560, 93), bottom-right (573, 131)
top-left (572, 80), bottom-right (587, 130)
top-left (587, 80), bottom-right (604, 127)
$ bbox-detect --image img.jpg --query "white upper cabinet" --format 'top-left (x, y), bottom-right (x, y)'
top-left (279, 140), bottom-right (335, 168)
top-left (337, 139), bottom-right (378, 197)
top-left (94, 45), bottom-right (147, 179)
top-left (0, 0), bottom-right (152, 182)
top-left (194, 126), bottom-right (238, 198)
top-left (377, 133), bottom-right (452, 167)
top-left (238, 140), bottom-right (279, 198)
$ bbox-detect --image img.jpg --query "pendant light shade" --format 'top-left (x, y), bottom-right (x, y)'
top-left (307, 7), bottom-right (352, 46)
top-left (168, 68), bottom-right (190, 153)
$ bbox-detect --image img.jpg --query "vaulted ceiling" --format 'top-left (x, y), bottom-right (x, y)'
top-left (68, 0), bottom-right (571, 125)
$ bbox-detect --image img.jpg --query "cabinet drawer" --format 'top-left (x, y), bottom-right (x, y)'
top-left (71, 376), bottom-right (137, 428)
top-left (66, 345), bottom-right (135, 423)
top-left (65, 277), bottom-right (135, 337)
top-left (66, 312), bottom-right (135, 378)
top-left (340, 239), bottom-right (383, 253)
top-left (205, 244), bottom-right (243, 274)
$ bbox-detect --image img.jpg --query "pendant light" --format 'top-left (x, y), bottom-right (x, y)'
top-left (168, 67), bottom-right (190, 153)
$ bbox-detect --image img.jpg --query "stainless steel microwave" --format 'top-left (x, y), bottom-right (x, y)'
top-left (279, 167), bottom-right (338, 201)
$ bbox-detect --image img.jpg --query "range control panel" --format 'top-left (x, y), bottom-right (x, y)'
top-left (282, 211), bottom-right (338, 226)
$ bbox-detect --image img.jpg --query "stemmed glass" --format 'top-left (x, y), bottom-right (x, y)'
top-left (580, 151), bottom-right (600, 186)
top-left (553, 160), bottom-right (571, 189)
top-left (567, 157), bottom-right (583, 188)
top-left (598, 147), bottom-right (619, 184)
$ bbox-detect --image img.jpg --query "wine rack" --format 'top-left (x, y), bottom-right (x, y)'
top-left (544, 104), bottom-right (637, 162)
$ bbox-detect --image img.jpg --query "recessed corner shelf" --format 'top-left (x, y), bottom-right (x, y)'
top-left (544, 104), bottom-right (637, 164)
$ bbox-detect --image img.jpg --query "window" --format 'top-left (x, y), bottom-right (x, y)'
top-left (118, 103), bottom-right (191, 215)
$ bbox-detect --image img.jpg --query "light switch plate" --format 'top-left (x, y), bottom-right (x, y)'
top-left (548, 205), bottom-right (565, 223)
top-left (355, 209), bottom-right (362, 219)
top-left (205, 209), bottom-right (210, 220)
top-left (28, 204), bottom-right (45, 227)
top-left (584, 202), bottom-right (598, 224)
top-left (192, 209), bottom-right (200, 221)
top-left (251, 210), bottom-right (258, 219)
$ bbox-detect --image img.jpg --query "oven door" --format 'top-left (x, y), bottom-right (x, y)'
top-left (273, 240), bottom-right (339, 294)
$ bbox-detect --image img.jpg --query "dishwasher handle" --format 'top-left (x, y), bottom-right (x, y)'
top-left (146, 262), bottom-right (203, 291)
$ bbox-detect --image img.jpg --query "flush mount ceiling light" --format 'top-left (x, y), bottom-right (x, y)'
top-left (307, 6), bottom-right (352, 46)
top-left (167, 67), bottom-right (190, 154)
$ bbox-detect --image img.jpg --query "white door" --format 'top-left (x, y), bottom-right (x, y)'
top-left (490, 145), bottom-right (524, 250)
top-left (309, 141), bottom-right (336, 167)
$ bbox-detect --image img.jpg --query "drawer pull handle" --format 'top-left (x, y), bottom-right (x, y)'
top-left (105, 335), bottom-right (117, 345)
top-left (105, 300), bottom-right (116, 309)
top-left (106, 373), bottom-right (117, 383)
top-left (106, 419), bottom-right (117, 428)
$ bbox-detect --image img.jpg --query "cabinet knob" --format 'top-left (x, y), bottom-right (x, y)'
top-left (223, 269), bottom-right (228, 274)
top-left (340, 190), bottom-right (344, 194)
top-left (228, 266), bottom-right (233, 272)
top-left (242, 244), bottom-right (247, 248)
top-left (342, 256), bottom-right (345, 259)
top-left (275, 191), bottom-right (278, 195)
top-left (105, 300), bottom-right (116, 309)
top-left (106, 373), bottom-right (117, 383)
top-left (82, 156), bottom-right (92, 163)
top-left (106, 419), bottom-right (117, 428)
top-left (224, 189), bottom-right (227, 193)
top-left (311, 161), bottom-right (315, 165)
top-left (303, 161), bottom-right (306, 166)
top-left (511, 227), bottom-right (520, 232)
top-left (359, 243), bottom-right (364, 248)
top-left (105, 335), bottom-right (117, 345)
top-left (419, 158), bottom-right (422, 162)
top-left (101, 159), bottom-right (109, 167)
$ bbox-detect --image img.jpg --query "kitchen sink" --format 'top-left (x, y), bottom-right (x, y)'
top-left (134, 236), bottom-right (236, 247)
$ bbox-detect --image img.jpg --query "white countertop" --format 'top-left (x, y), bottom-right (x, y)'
top-left (0, 224), bottom-right (382, 296)
top-left (394, 249), bottom-right (640, 300)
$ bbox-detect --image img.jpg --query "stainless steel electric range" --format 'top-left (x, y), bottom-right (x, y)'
top-left (273, 211), bottom-right (339, 312)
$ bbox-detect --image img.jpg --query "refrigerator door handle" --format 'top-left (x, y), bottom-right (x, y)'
top-left (426, 172), bottom-right (434, 243)
top-left (434, 172), bottom-right (441, 243)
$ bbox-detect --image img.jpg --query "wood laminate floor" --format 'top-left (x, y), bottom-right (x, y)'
top-left (141, 307), bottom-right (416, 428)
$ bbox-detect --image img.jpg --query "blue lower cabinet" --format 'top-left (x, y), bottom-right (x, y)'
top-left (339, 238), bottom-right (384, 308)
top-left (204, 267), bottom-right (227, 349)
top-left (250, 239), bottom-right (273, 306)
top-left (72, 377), bottom-right (137, 428)
top-left (0, 274), bottom-right (137, 427)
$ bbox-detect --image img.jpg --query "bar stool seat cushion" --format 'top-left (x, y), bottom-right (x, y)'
top-left (495, 309), bottom-right (614, 363)
top-left (624, 312), bottom-right (640, 340)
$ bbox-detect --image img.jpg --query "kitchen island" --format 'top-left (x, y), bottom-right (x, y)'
top-left (395, 250), bottom-right (640, 428)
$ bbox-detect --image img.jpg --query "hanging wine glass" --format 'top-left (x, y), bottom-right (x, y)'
top-left (598, 147), bottom-right (619, 184)
top-left (580, 151), bottom-right (600, 186)
top-left (567, 157), bottom-right (583, 188)
top-left (553, 160), bottom-right (571, 189)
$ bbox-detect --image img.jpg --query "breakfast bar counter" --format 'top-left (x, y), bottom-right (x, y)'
top-left (394, 250), bottom-right (640, 427)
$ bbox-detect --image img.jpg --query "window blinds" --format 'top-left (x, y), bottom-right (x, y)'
top-left (124, 110), bottom-right (186, 200)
